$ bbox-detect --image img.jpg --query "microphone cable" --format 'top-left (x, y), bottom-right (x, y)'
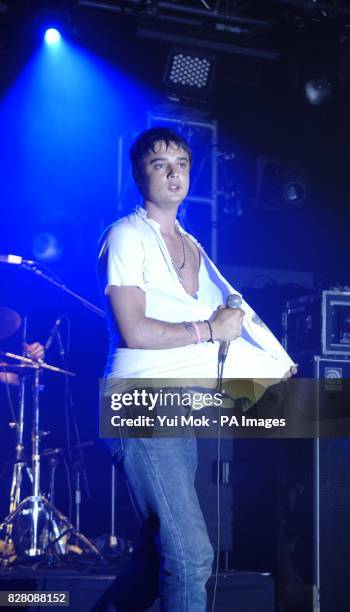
top-left (211, 293), bottom-right (243, 610)
top-left (210, 408), bottom-right (222, 612)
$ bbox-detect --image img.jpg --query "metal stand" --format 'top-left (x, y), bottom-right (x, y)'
top-left (6, 374), bottom-right (32, 517)
top-left (56, 329), bottom-right (91, 532)
top-left (2, 318), bottom-right (33, 554)
top-left (109, 462), bottom-right (118, 548)
top-left (102, 459), bottom-right (133, 559)
top-left (0, 362), bottom-right (102, 565)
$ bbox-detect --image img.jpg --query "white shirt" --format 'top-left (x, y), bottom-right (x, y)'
top-left (98, 207), bottom-right (294, 381)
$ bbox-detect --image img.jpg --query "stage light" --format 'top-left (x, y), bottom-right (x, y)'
top-left (283, 180), bottom-right (306, 207)
top-left (305, 77), bottom-right (332, 105)
top-left (164, 49), bottom-right (215, 95)
top-left (44, 28), bottom-right (61, 46)
top-left (33, 232), bottom-right (63, 262)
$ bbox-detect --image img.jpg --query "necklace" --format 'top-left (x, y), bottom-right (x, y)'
top-left (171, 230), bottom-right (186, 282)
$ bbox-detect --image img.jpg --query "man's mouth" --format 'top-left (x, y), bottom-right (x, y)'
top-left (168, 183), bottom-right (181, 192)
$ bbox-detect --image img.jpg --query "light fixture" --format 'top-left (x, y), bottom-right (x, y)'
top-left (282, 180), bottom-right (306, 207)
top-left (305, 77), bottom-right (332, 105)
top-left (164, 49), bottom-right (215, 96)
top-left (32, 232), bottom-right (63, 262)
top-left (257, 157), bottom-right (309, 210)
top-left (44, 27), bottom-right (62, 46)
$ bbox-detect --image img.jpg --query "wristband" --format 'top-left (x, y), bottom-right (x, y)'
top-left (192, 322), bottom-right (201, 344)
top-left (204, 320), bottom-right (214, 343)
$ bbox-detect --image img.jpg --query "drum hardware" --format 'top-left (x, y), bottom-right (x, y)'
top-left (0, 259), bottom-right (104, 565)
top-left (0, 317), bottom-right (32, 558)
top-left (0, 351), bottom-right (75, 376)
top-left (0, 353), bottom-right (102, 566)
top-left (42, 441), bottom-right (95, 544)
top-left (0, 307), bottom-right (21, 342)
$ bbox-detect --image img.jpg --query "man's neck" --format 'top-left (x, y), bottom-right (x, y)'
top-left (143, 201), bottom-right (179, 236)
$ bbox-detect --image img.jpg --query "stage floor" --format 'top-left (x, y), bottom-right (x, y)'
top-left (0, 564), bottom-right (275, 611)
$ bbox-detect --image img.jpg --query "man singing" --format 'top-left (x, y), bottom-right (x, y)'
top-left (98, 127), bottom-right (295, 611)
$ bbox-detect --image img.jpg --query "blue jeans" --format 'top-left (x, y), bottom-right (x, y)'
top-left (106, 435), bottom-right (214, 612)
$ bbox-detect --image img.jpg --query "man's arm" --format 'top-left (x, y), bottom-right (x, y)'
top-left (108, 285), bottom-right (244, 350)
top-left (0, 342), bottom-right (45, 386)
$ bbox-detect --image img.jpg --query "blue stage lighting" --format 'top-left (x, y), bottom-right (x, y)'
top-left (44, 28), bottom-right (61, 46)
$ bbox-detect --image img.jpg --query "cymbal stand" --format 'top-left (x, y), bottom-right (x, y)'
top-left (7, 374), bottom-right (32, 514)
top-left (1, 317), bottom-right (33, 552)
top-left (1, 364), bottom-right (103, 564)
top-left (30, 367), bottom-right (41, 555)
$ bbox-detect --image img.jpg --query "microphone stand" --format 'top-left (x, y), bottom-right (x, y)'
top-left (19, 259), bottom-right (100, 530)
top-left (56, 329), bottom-right (91, 531)
top-left (20, 262), bottom-right (104, 318)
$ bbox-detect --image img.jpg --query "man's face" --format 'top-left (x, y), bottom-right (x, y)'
top-left (137, 140), bottom-right (190, 208)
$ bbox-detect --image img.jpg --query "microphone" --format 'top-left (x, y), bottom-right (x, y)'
top-left (218, 294), bottom-right (243, 366)
top-left (45, 317), bottom-right (62, 351)
top-left (0, 254), bottom-right (35, 266)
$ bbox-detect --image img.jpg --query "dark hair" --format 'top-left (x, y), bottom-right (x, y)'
top-left (129, 127), bottom-right (192, 183)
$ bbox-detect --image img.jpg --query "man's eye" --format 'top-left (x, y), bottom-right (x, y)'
top-left (154, 163), bottom-right (164, 169)
top-left (179, 162), bottom-right (187, 168)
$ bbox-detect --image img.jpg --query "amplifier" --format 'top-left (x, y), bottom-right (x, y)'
top-left (282, 290), bottom-right (350, 358)
top-left (314, 355), bottom-right (350, 379)
top-left (313, 357), bottom-right (350, 610)
top-left (313, 357), bottom-right (350, 433)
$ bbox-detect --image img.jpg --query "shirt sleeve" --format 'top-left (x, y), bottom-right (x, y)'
top-left (98, 222), bottom-right (146, 294)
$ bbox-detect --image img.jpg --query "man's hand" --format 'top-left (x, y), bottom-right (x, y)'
top-left (24, 342), bottom-right (45, 361)
top-left (211, 305), bottom-right (245, 343)
top-left (282, 364), bottom-right (298, 381)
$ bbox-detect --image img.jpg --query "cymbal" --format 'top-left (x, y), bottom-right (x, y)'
top-left (0, 350), bottom-right (75, 377)
top-left (0, 370), bottom-right (20, 386)
top-left (0, 307), bottom-right (21, 342)
top-left (0, 363), bottom-right (38, 376)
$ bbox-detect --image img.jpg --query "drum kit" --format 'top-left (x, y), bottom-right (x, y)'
top-left (0, 306), bottom-right (102, 566)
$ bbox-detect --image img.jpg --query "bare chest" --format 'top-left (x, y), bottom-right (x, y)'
top-left (161, 232), bottom-right (200, 297)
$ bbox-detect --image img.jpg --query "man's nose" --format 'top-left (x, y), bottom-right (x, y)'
top-left (167, 163), bottom-right (179, 177)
